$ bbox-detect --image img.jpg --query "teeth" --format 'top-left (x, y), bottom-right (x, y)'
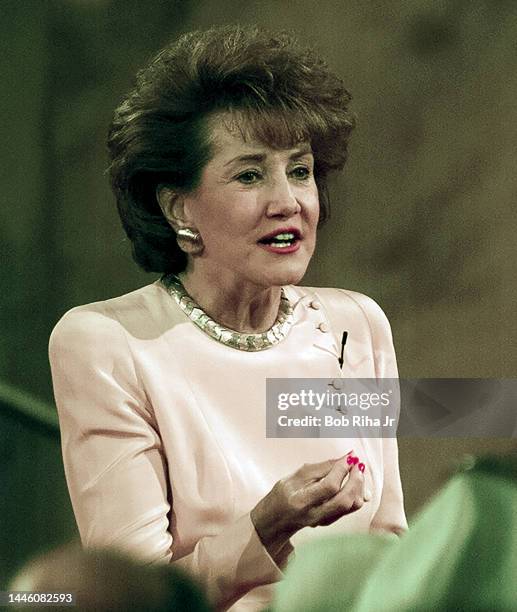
top-left (260, 231), bottom-right (298, 247)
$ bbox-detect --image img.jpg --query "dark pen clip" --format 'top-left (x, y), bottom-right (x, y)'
top-left (338, 331), bottom-right (348, 370)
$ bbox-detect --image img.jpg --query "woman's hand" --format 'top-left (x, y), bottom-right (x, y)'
top-left (250, 452), bottom-right (369, 559)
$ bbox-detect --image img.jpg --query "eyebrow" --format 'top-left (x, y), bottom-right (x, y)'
top-left (223, 145), bottom-right (313, 167)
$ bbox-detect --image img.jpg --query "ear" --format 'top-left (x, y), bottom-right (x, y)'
top-left (156, 185), bottom-right (195, 231)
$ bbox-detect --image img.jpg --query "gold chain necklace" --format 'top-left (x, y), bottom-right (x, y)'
top-left (161, 273), bottom-right (294, 351)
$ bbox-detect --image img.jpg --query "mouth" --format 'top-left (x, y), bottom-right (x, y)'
top-left (257, 227), bottom-right (302, 251)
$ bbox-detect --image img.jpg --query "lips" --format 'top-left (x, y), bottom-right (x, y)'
top-left (258, 227), bottom-right (302, 244)
top-left (257, 227), bottom-right (302, 254)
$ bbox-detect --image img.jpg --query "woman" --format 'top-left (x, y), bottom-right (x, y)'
top-left (49, 25), bottom-right (407, 611)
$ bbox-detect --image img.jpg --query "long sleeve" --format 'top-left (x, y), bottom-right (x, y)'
top-left (343, 292), bottom-right (408, 535)
top-left (49, 307), bottom-right (289, 610)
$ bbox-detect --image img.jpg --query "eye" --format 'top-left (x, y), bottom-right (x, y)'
top-left (290, 165), bottom-right (311, 180)
top-left (236, 170), bottom-right (262, 184)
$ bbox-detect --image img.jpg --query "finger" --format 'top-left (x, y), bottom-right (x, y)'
top-left (312, 467), bottom-right (367, 526)
top-left (295, 451), bottom-right (354, 483)
top-left (304, 456), bottom-right (352, 504)
top-left (343, 462), bottom-right (366, 500)
top-left (355, 461), bottom-right (371, 501)
top-left (356, 463), bottom-right (372, 502)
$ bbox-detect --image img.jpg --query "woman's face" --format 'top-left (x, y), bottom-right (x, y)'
top-left (179, 114), bottom-right (320, 289)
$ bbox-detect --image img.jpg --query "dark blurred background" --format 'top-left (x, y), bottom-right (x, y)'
top-left (2, 0), bottom-right (516, 586)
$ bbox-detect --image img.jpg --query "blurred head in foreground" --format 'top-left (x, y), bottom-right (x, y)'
top-left (9, 542), bottom-right (211, 612)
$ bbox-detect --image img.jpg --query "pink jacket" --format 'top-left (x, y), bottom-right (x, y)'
top-left (49, 281), bottom-right (407, 611)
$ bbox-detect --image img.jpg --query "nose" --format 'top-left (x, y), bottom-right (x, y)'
top-left (264, 175), bottom-right (301, 218)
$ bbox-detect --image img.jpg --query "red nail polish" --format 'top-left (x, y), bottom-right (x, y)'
top-left (346, 455), bottom-right (355, 465)
top-left (358, 463), bottom-right (365, 473)
top-left (352, 456), bottom-right (359, 465)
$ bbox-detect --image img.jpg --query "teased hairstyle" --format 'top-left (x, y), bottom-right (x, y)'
top-left (108, 25), bottom-right (355, 273)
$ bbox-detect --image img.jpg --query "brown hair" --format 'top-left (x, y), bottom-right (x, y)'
top-left (108, 25), bottom-right (355, 273)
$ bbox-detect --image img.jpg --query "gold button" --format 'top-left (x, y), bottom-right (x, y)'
top-left (310, 300), bottom-right (321, 310)
top-left (318, 322), bottom-right (329, 333)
